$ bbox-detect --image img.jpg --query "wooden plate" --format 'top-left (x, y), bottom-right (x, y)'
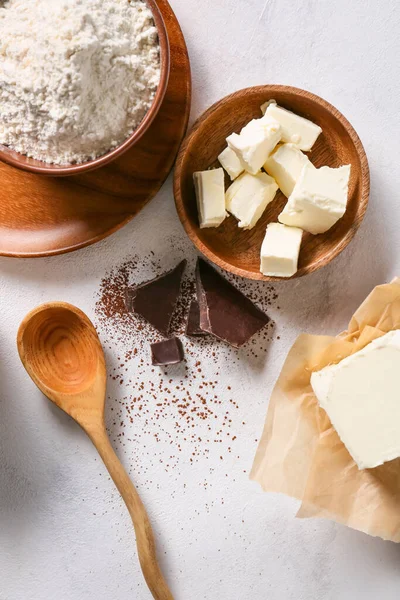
top-left (0, 0), bottom-right (191, 258)
top-left (174, 86), bottom-right (370, 281)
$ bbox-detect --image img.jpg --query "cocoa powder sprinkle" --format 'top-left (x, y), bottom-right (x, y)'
top-left (94, 249), bottom-right (278, 488)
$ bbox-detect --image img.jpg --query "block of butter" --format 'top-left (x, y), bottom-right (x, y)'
top-left (260, 223), bottom-right (303, 277)
top-left (218, 146), bottom-right (244, 181)
top-left (311, 330), bottom-right (400, 470)
top-left (265, 103), bottom-right (322, 151)
top-left (264, 143), bottom-right (312, 197)
top-left (226, 172), bottom-right (278, 230)
top-left (227, 116), bottom-right (281, 175)
top-left (193, 168), bottom-right (226, 229)
top-left (279, 163), bottom-right (351, 234)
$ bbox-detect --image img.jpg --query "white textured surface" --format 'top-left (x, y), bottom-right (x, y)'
top-left (1, 0), bottom-right (400, 599)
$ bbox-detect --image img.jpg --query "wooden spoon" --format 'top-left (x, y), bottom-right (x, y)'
top-left (17, 302), bottom-right (174, 600)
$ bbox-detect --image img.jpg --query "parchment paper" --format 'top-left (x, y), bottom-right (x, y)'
top-left (251, 278), bottom-right (400, 542)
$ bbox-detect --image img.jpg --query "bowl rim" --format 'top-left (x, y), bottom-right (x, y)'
top-left (174, 84), bottom-right (371, 282)
top-left (0, 0), bottom-right (171, 177)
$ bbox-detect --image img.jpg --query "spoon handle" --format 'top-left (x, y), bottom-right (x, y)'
top-left (87, 424), bottom-right (174, 600)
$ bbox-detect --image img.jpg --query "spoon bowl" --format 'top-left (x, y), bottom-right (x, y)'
top-left (17, 302), bottom-right (173, 600)
top-left (18, 304), bottom-right (104, 414)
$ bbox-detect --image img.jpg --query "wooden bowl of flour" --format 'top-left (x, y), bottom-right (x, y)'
top-left (0, 0), bottom-right (170, 177)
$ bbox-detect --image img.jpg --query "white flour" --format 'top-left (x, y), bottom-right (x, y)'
top-left (0, 0), bottom-right (161, 165)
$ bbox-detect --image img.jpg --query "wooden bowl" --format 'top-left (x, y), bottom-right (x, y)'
top-left (0, 0), bottom-right (170, 178)
top-left (174, 85), bottom-right (370, 281)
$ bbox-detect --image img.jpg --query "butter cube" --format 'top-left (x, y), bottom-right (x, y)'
top-left (266, 103), bottom-right (322, 151)
top-left (218, 146), bottom-right (244, 181)
top-left (264, 143), bottom-right (312, 197)
top-left (279, 163), bottom-right (351, 234)
top-left (226, 172), bottom-right (278, 230)
top-left (260, 223), bottom-right (303, 278)
top-left (193, 168), bottom-right (226, 229)
top-left (227, 116), bottom-right (281, 175)
top-left (311, 330), bottom-right (400, 470)
top-left (260, 99), bottom-right (277, 115)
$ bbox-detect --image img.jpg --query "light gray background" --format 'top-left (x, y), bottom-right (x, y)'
top-left (1, 1), bottom-right (400, 599)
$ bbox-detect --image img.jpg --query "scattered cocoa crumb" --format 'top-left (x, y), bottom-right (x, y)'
top-left (94, 250), bottom-right (278, 485)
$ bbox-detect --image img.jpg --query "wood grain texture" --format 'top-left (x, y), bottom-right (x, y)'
top-left (0, 0), bottom-right (191, 258)
top-left (174, 86), bottom-right (370, 281)
top-left (17, 303), bottom-right (174, 600)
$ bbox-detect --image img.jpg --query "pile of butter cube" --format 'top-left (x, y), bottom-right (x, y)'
top-left (193, 101), bottom-right (351, 278)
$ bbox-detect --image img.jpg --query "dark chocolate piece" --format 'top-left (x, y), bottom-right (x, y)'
top-left (195, 258), bottom-right (270, 348)
top-left (125, 260), bottom-right (186, 335)
top-left (151, 338), bottom-right (184, 366)
top-left (186, 299), bottom-right (206, 337)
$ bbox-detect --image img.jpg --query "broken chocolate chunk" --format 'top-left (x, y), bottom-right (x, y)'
top-left (195, 258), bottom-right (270, 348)
top-left (186, 299), bottom-right (206, 337)
top-left (151, 337), bottom-right (184, 366)
top-left (125, 260), bottom-right (186, 335)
